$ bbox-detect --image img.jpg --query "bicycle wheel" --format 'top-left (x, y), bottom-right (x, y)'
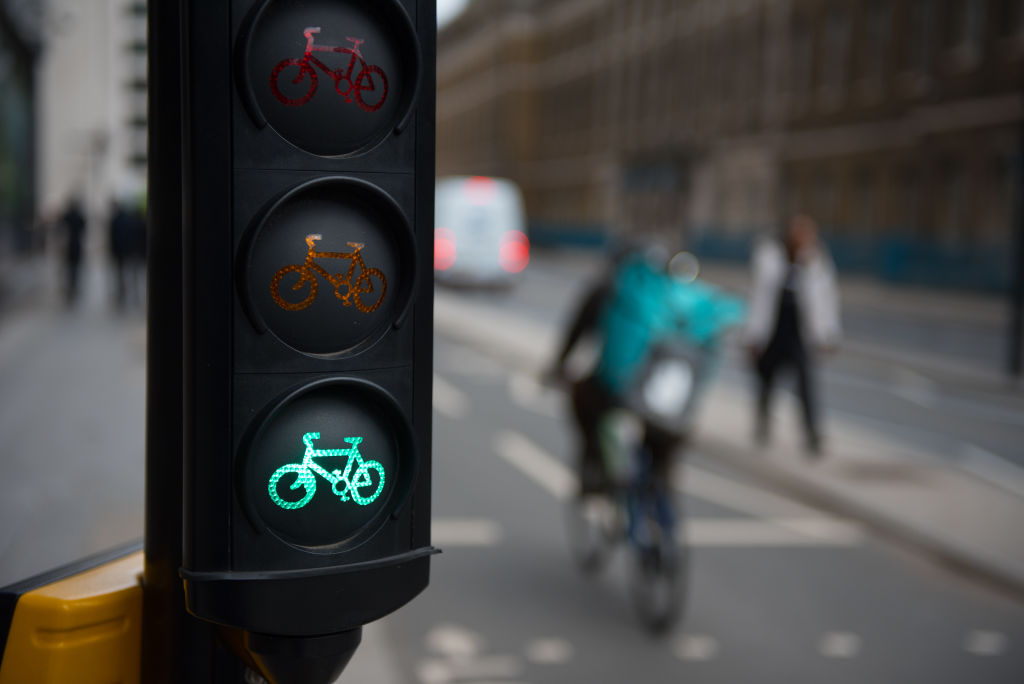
top-left (270, 264), bottom-right (318, 311)
top-left (348, 460), bottom-right (385, 505)
top-left (270, 59), bottom-right (317, 106)
top-left (352, 267), bottom-right (387, 313)
top-left (268, 464), bottom-right (316, 510)
top-left (565, 493), bottom-right (619, 576)
top-left (354, 65), bottom-right (388, 113)
top-left (628, 496), bottom-right (688, 634)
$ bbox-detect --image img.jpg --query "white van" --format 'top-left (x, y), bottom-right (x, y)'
top-left (434, 176), bottom-right (529, 287)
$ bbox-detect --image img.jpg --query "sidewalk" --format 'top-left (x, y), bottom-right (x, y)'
top-left (434, 289), bottom-right (1024, 600)
top-left (696, 259), bottom-right (1017, 390)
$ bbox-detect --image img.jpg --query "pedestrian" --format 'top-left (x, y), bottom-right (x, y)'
top-left (60, 198), bottom-right (87, 304)
top-left (745, 214), bottom-right (841, 455)
top-left (109, 200), bottom-right (132, 309)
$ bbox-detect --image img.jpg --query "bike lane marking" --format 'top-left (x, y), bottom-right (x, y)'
top-left (493, 430), bottom-right (862, 547)
top-left (431, 517), bottom-right (503, 547)
top-left (507, 372), bottom-right (562, 419)
top-left (434, 373), bottom-right (471, 420)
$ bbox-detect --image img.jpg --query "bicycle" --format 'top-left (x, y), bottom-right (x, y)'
top-left (565, 408), bottom-right (689, 635)
top-left (268, 432), bottom-right (385, 510)
top-left (270, 27), bottom-right (388, 112)
top-left (270, 233), bottom-right (387, 314)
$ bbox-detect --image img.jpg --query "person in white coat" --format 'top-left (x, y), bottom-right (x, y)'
top-left (745, 215), bottom-right (840, 454)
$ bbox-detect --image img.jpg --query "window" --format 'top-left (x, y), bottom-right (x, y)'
top-left (909, 0), bottom-right (934, 74)
top-left (822, 7), bottom-right (850, 88)
top-left (862, 2), bottom-right (891, 81)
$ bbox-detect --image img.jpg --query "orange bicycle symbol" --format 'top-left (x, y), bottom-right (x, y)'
top-left (269, 27), bottom-right (388, 112)
top-left (270, 234), bottom-right (387, 314)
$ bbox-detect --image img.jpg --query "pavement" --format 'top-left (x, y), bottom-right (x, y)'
top-left (428, 259), bottom-right (1024, 605)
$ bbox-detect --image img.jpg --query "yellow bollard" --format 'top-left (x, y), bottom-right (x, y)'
top-left (0, 550), bottom-right (143, 684)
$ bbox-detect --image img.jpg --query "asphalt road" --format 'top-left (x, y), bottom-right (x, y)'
top-left (2, 254), bottom-right (1023, 683)
top-left (376, 330), bottom-right (1024, 684)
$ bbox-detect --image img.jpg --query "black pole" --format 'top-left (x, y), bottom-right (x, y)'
top-left (141, 2), bottom-right (216, 680)
top-left (1009, 85), bottom-right (1024, 379)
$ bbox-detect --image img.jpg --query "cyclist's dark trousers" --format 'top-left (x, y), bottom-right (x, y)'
top-left (643, 423), bottom-right (685, 491)
top-left (570, 374), bottom-right (616, 495)
top-left (755, 343), bottom-right (819, 449)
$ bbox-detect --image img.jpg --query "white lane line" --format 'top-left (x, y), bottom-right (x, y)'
top-left (680, 465), bottom-right (828, 519)
top-left (685, 518), bottom-right (861, 547)
top-left (493, 430), bottom-right (575, 500)
top-left (818, 632), bottom-right (861, 658)
top-left (672, 634), bottom-right (720, 661)
top-left (496, 430), bottom-right (861, 547)
top-left (891, 368), bottom-right (938, 408)
top-left (958, 443), bottom-right (1024, 499)
top-left (431, 518), bottom-right (503, 547)
top-left (433, 374), bottom-right (470, 419)
top-left (507, 372), bottom-right (563, 419)
top-left (425, 623), bottom-right (485, 658)
top-left (964, 629), bottom-right (1008, 656)
top-left (524, 638), bottom-right (574, 665)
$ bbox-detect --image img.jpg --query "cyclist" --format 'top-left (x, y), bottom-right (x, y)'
top-left (553, 245), bottom-right (744, 500)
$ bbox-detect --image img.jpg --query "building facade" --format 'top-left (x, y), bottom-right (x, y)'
top-left (0, 1), bottom-right (39, 254)
top-left (437, 0), bottom-right (1024, 289)
top-left (35, 0), bottom-right (148, 224)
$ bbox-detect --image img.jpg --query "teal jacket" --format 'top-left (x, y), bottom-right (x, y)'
top-left (595, 256), bottom-right (746, 396)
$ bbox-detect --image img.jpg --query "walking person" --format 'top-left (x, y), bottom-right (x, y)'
top-left (60, 198), bottom-right (87, 304)
top-left (109, 200), bottom-right (132, 309)
top-left (745, 214), bottom-right (840, 455)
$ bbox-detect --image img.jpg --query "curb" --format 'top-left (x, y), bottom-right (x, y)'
top-left (692, 433), bottom-right (1024, 601)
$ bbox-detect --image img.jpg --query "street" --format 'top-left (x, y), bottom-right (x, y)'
top-left (1, 253), bottom-right (1024, 682)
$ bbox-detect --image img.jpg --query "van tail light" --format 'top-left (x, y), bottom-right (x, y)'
top-left (434, 227), bottom-right (456, 271)
top-left (499, 230), bottom-right (529, 273)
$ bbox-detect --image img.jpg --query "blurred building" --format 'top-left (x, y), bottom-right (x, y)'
top-left (0, 0), bottom-right (40, 254)
top-left (0, 0), bottom-right (147, 256)
top-left (34, 0), bottom-right (148, 225)
top-left (437, 0), bottom-right (1024, 290)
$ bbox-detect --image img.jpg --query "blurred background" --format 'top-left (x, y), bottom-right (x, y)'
top-left (2, 0), bottom-right (1024, 682)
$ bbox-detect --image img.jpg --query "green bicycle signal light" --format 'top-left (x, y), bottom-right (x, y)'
top-left (268, 432), bottom-right (386, 510)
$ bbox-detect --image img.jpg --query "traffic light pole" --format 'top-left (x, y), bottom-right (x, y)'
top-left (142, 0), bottom-right (198, 680)
top-left (143, 4), bottom-right (246, 681)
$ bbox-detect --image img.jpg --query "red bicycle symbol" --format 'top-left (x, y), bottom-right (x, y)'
top-left (269, 27), bottom-right (388, 112)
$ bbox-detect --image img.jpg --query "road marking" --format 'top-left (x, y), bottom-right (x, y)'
top-left (425, 623), bottom-right (485, 658)
top-left (434, 374), bottom-right (470, 419)
top-left (507, 372), bottom-right (563, 419)
top-left (679, 464), bottom-right (827, 519)
top-left (685, 518), bottom-right (861, 547)
top-left (672, 634), bottom-right (720, 661)
top-left (818, 632), bottom-right (861, 658)
top-left (964, 629), bottom-right (1007, 656)
top-left (496, 430), bottom-right (862, 547)
top-left (524, 637), bottom-right (574, 665)
top-left (431, 518), bottom-right (503, 547)
top-left (891, 368), bottom-right (937, 408)
top-left (958, 444), bottom-right (1024, 499)
top-left (493, 430), bottom-right (575, 500)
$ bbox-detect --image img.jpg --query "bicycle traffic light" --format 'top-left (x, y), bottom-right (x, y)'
top-left (178, 0), bottom-right (435, 676)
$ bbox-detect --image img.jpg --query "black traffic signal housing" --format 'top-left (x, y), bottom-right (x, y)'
top-left (178, 0), bottom-right (435, 674)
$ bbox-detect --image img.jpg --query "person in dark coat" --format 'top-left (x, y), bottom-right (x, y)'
top-left (61, 199), bottom-right (87, 304)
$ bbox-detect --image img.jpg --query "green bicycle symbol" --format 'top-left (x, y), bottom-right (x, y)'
top-left (268, 432), bottom-right (385, 510)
